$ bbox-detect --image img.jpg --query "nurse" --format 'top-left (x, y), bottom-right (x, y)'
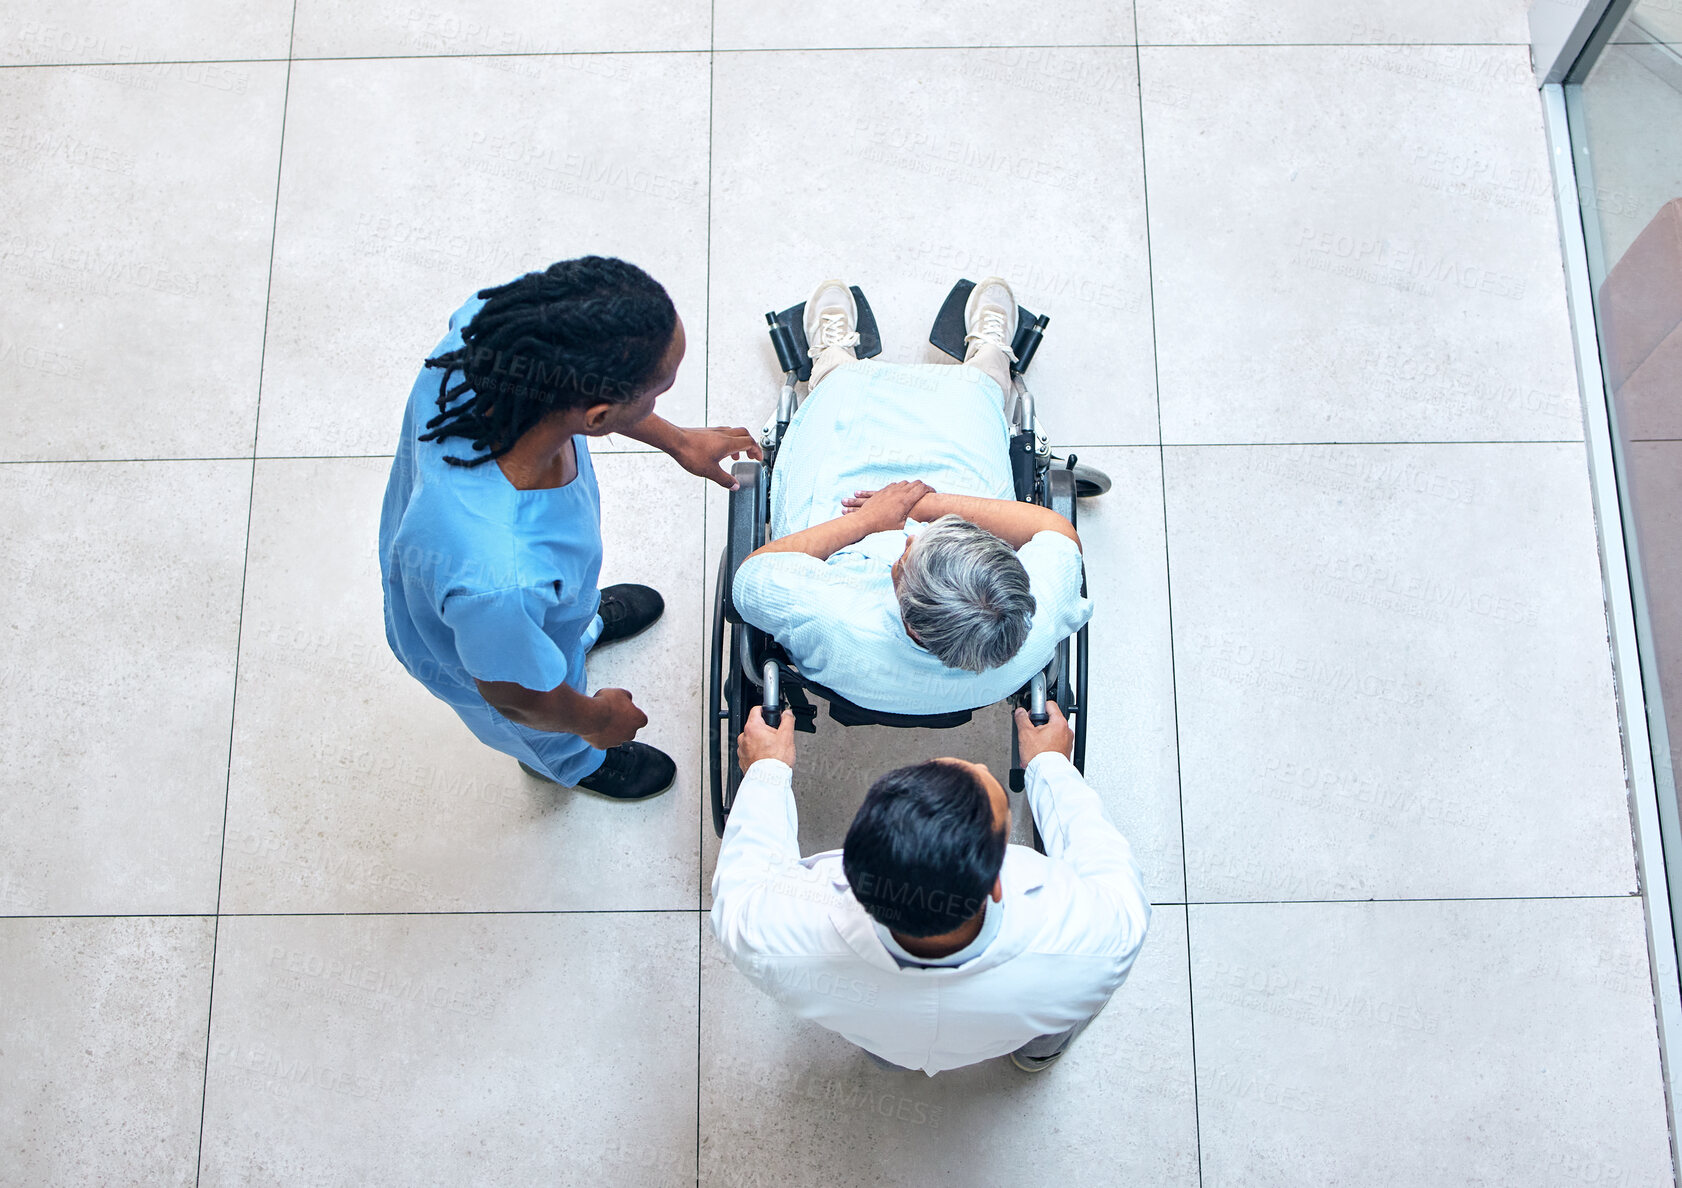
top-left (379, 256), bottom-right (758, 800)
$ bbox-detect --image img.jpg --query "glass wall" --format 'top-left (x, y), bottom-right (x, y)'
top-left (1568, 0), bottom-right (1682, 836)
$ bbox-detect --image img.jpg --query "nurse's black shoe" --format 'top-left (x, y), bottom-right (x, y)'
top-left (597, 584), bottom-right (665, 646)
top-left (576, 742), bottom-right (677, 800)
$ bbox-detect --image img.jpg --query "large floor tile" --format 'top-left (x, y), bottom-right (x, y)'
top-left (0, 64), bottom-right (285, 459)
top-left (1136, 0), bottom-right (1530, 45)
top-left (220, 452), bottom-right (705, 912)
top-left (293, 0), bottom-right (709, 58)
top-left (257, 54), bottom-right (710, 458)
top-left (0, 462), bottom-right (248, 914)
top-left (1072, 447), bottom-right (1184, 900)
top-left (1190, 899), bottom-right (1672, 1187)
top-left (699, 905), bottom-right (1196, 1186)
top-left (714, 2), bottom-right (1134, 49)
top-left (1142, 46), bottom-right (1580, 444)
top-left (708, 49), bottom-right (1157, 446)
top-left (0, 1), bottom-right (291, 64)
top-left (198, 912), bottom-right (698, 1186)
top-left (0, 917), bottom-right (215, 1186)
top-left (1167, 444), bottom-right (1633, 901)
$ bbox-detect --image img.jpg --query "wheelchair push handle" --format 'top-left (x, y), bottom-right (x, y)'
top-left (1028, 672), bottom-right (1050, 727)
top-left (766, 312), bottom-right (803, 376)
top-left (761, 658), bottom-right (782, 729)
top-left (1014, 313), bottom-right (1050, 375)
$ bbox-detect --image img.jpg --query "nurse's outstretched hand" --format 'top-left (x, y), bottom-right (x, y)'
top-left (580, 687), bottom-right (648, 749)
top-left (673, 426), bottom-right (763, 489)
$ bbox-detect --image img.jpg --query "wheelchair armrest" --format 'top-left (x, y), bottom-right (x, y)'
top-left (1045, 465), bottom-right (1077, 531)
top-left (1010, 432), bottom-right (1037, 503)
top-left (723, 460), bottom-right (768, 624)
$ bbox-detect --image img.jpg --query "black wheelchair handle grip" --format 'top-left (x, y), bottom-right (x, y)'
top-left (763, 705), bottom-right (782, 729)
top-left (1030, 710), bottom-right (1050, 727)
top-left (1014, 314), bottom-right (1049, 374)
top-left (766, 312), bottom-right (803, 375)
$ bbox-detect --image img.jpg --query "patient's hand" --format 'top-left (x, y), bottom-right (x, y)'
top-left (843, 481), bottom-right (933, 533)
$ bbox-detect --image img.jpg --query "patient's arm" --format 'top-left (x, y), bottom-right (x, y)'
top-left (746, 480), bottom-right (931, 562)
top-left (843, 489), bottom-right (1080, 550)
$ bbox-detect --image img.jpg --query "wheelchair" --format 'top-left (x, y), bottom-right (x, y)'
top-left (707, 279), bottom-right (1112, 838)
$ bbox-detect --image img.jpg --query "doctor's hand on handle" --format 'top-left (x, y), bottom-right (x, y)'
top-left (737, 705), bottom-right (796, 773)
top-left (1015, 701), bottom-right (1074, 765)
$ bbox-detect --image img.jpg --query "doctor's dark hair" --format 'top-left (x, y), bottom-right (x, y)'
top-left (842, 760), bottom-right (1008, 939)
top-left (418, 256), bottom-right (677, 467)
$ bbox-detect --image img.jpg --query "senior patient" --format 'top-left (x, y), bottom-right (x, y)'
top-left (712, 703), bottom-right (1149, 1075)
top-left (730, 277), bottom-right (1094, 715)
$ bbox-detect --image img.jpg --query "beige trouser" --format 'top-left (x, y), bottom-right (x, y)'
top-left (807, 341), bottom-right (1015, 412)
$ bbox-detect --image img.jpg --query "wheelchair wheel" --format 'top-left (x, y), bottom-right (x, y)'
top-left (709, 552), bottom-right (749, 837)
top-left (1073, 622), bottom-right (1089, 773)
top-left (1071, 463), bottom-right (1111, 499)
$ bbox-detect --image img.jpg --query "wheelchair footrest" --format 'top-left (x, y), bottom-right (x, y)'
top-left (769, 285), bottom-right (882, 383)
top-left (928, 278), bottom-right (1044, 374)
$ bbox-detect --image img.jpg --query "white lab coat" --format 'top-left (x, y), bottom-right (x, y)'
top-left (710, 752), bottom-right (1152, 1075)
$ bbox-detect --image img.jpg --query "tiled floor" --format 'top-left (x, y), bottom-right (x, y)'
top-left (0, 2), bottom-right (1674, 1185)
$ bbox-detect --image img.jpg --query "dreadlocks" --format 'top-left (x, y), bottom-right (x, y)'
top-left (418, 256), bottom-right (677, 467)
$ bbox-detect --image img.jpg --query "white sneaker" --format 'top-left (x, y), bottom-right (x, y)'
top-left (803, 279), bottom-right (861, 360)
top-left (964, 276), bottom-right (1018, 363)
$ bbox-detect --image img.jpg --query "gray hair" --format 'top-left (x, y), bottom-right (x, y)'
top-left (897, 515), bottom-right (1036, 672)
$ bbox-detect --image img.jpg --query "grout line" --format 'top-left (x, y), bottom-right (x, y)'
top-left (109, 909), bottom-right (708, 919)
top-left (684, 41), bottom-right (1529, 52)
top-left (0, 893), bottom-right (1639, 923)
top-left (698, 10), bottom-right (715, 1185)
top-left (1179, 893), bottom-right (1648, 906)
top-left (0, 440), bottom-right (1588, 468)
top-left (193, 4), bottom-right (298, 1183)
top-left (698, 4), bottom-right (717, 922)
top-left (0, 40), bottom-right (1533, 72)
top-left (1133, 19), bottom-right (1202, 1185)
top-left (696, 896), bottom-right (706, 1188)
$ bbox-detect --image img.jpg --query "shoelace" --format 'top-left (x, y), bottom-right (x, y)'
top-left (965, 307), bottom-right (1018, 360)
top-left (809, 309), bottom-right (862, 356)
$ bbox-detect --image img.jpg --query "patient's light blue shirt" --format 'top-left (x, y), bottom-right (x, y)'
top-left (732, 360), bottom-right (1092, 715)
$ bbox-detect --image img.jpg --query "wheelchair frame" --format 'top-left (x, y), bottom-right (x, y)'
top-left (707, 281), bottom-right (1099, 838)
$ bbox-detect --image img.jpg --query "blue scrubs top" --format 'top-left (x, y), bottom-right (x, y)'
top-left (378, 289), bottom-right (607, 786)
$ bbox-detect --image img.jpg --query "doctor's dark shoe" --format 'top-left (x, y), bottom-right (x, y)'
top-left (1008, 1049), bottom-right (1065, 1073)
top-left (575, 742), bottom-right (677, 800)
top-left (596, 584), bottom-right (664, 645)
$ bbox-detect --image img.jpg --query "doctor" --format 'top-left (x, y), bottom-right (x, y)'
top-left (711, 702), bottom-right (1150, 1074)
